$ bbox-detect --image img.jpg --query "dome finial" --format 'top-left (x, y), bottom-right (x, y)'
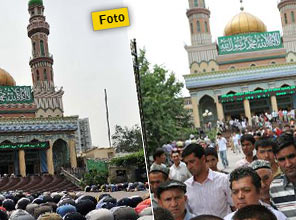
top-left (240, 0), bottom-right (244, 11)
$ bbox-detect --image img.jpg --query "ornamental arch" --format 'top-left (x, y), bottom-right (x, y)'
top-left (198, 95), bottom-right (217, 127)
top-left (52, 139), bottom-right (70, 173)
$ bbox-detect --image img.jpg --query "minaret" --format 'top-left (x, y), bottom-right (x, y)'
top-left (187, 0), bottom-right (212, 46)
top-left (185, 0), bottom-right (217, 74)
top-left (27, 0), bottom-right (64, 117)
top-left (278, 0), bottom-right (296, 52)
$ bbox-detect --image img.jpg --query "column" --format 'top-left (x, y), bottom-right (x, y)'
top-left (271, 96), bottom-right (278, 112)
top-left (46, 141), bottom-right (54, 175)
top-left (243, 99), bottom-right (252, 126)
top-left (18, 150), bottom-right (26, 177)
top-left (216, 99), bottom-right (224, 121)
top-left (68, 139), bottom-right (77, 168)
top-left (191, 96), bottom-right (201, 128)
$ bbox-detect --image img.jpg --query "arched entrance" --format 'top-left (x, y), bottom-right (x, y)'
top-left (250, 87), bottom-right (271, 115)
top-left (52, 139), bottom-right (70, 173)
top-left (277, 84), bottom-right (294, 110)
top-left (199, 95), bottom-right (217, 128)
top-left (0, 141), bottom-right (17, 175)
top-left (25, 149), bottom-right (41, 175)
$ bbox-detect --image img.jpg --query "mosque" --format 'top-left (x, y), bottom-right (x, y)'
top-left (184, 0), bottom-right (296, 127)
top-left (0, 0), bottom-right (88, 177)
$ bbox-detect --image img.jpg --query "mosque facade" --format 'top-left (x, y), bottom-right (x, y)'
top-left (0, 0), bottom-right (91, 177)
top-left (184, 0), bottom-right (296, 128)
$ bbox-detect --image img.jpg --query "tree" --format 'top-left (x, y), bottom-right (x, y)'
top-left (138, 49), bottom-right (194, 154)
top-left (112, 124), bottom-right (143, 153)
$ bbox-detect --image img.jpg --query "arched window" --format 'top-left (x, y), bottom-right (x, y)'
top-left (36, 70), bottom-right (40, 81)
top-left (33, 42), bottom-right (36, 55)
top-left (250, 63), bottom-right (256, 67)
top-left (292, 11), bottom-right (295, 23)
top-left (194, 0), bottom-right (198, 7)
top-left (229, 66), bottom-right (235, 69)
top-left (190, 23), bottom-right (193, 33)
top-left (51, 70), bottom-right (53, 80)
top-left (40, 40), bottom-right (45, 56)
top-left (197, 20), bottom-right (201, 32)
top-left (205, 21), bottom-right (208, 33)
top-left (284, 13), bottom-right (288, 24)
top-left (43, 69), bottom-right (47, 80)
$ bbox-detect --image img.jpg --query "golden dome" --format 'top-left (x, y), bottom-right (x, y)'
top-left (224, 11), bottom-right (267, 36)
top-left (0, 68), bottom-right (16, 86)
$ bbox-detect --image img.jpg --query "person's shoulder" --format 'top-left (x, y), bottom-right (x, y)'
top-left (270, 174), bottom-right (285, 187)
top-left (268, 206), bottom-right (287, 220)
top-left (223, 211), bottom-right (235, 220)
top-left (184, 176), bottom-right (193, 186)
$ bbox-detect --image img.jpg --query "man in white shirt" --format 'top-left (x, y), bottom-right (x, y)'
top-left (217, 133), bottom-right (229, 169)
top-left (182, 143), bottom-right (233, 218)
top-left (169, 150), bottom-right (192, 182)
top-left (224, 167), bottom-right (286, 220)
top-left (232, 132), bottom-right (241, 154)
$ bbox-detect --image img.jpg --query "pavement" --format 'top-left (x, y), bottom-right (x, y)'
top-left (217, 147), bottom-right (245, 173)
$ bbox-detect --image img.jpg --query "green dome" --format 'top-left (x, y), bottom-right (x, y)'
top-left (28, 0), bottom-right (43, 6)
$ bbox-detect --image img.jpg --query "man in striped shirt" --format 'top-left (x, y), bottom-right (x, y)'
top-left (270, 133), bottom-right (296, 219)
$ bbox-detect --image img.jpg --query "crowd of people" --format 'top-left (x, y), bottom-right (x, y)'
top-left (0, 190), bottom-right (153, 220)
top-left (149, 122), bottom-right (296, 220)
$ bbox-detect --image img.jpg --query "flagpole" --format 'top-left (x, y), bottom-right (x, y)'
top-left (104, 88), bottom-right (112, 148)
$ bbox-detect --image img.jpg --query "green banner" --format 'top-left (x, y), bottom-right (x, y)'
top-left (86, 159), bottom-right (108, 172)
top-left (0, 86), bottom-right (34, 104)
top-left (219, 86), bottom-right (296, 103)
top-left (218, 31), bottom-right (283, 55)
top-left (0, 142), bottom-right (49, 150)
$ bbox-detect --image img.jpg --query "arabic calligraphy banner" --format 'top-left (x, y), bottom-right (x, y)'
top-left (0, 86), bottom-right (34, 104)
top-left (218, 31), bottom-right (283, 55)
top-left (218, 86), bottom-right (296, 103)
top-left (0, 142), bottom-right (49, 150)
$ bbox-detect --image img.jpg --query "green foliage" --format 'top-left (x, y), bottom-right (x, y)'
top-left (112, 124), bottom-right (143, 153)
top-left (138, 49), bottom-right (194, 154)
top-left (206, 129), bottom-right (217, 142)
top-left (109, 150), bottom-right (146, 169)
top-left (81, 169), bottom-right (108, 186)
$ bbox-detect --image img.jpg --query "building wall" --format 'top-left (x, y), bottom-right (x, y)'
top-left (78, 118), bottom-right (92, 153)
top-left (85, 147), bottom-right (115, 160)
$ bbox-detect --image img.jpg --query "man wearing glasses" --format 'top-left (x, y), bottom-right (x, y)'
top-left (270, 133), bottom-right (296, 218)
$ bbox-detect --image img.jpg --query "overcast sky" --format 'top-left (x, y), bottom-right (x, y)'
top-left (1, 0), bottom-right (283, 147)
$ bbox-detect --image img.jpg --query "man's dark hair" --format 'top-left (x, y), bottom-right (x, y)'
top-left (190, 215), bottom-right (223, 220)
top-left (229, 167), bottom-right (261, 192)
top-left (148, 170), bottom-right (168, 181)
top-left (182, 143), bottom-right (205, 159)
top-left (153, 207), bottom-right (174, 220)
top-left (156, 180), bottom-right (186, 199)
top-left (232, 204), bottom-right (276, 220)
top-left (240, 134), bottom-right (256, 145)
top-left (153, 148), bottom-right (165, 160)
top-left (274, 133), bottom-right (296, 155)
top-left (254, 138), bottom-right (277, 151)
top-left (205, 147), bottom-right (218, 159)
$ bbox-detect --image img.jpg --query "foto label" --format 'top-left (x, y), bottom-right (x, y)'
top-left (92, 8), bottom-right (130, 31)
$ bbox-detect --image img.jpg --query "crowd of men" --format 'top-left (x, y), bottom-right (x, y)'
top-left (148, 126), bottom-right (296, 220)
top-left (0, 190), bottom-right (153, 220)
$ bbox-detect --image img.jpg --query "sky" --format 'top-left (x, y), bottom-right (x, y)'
top-left (0, 0), bottom-right (283, 147)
